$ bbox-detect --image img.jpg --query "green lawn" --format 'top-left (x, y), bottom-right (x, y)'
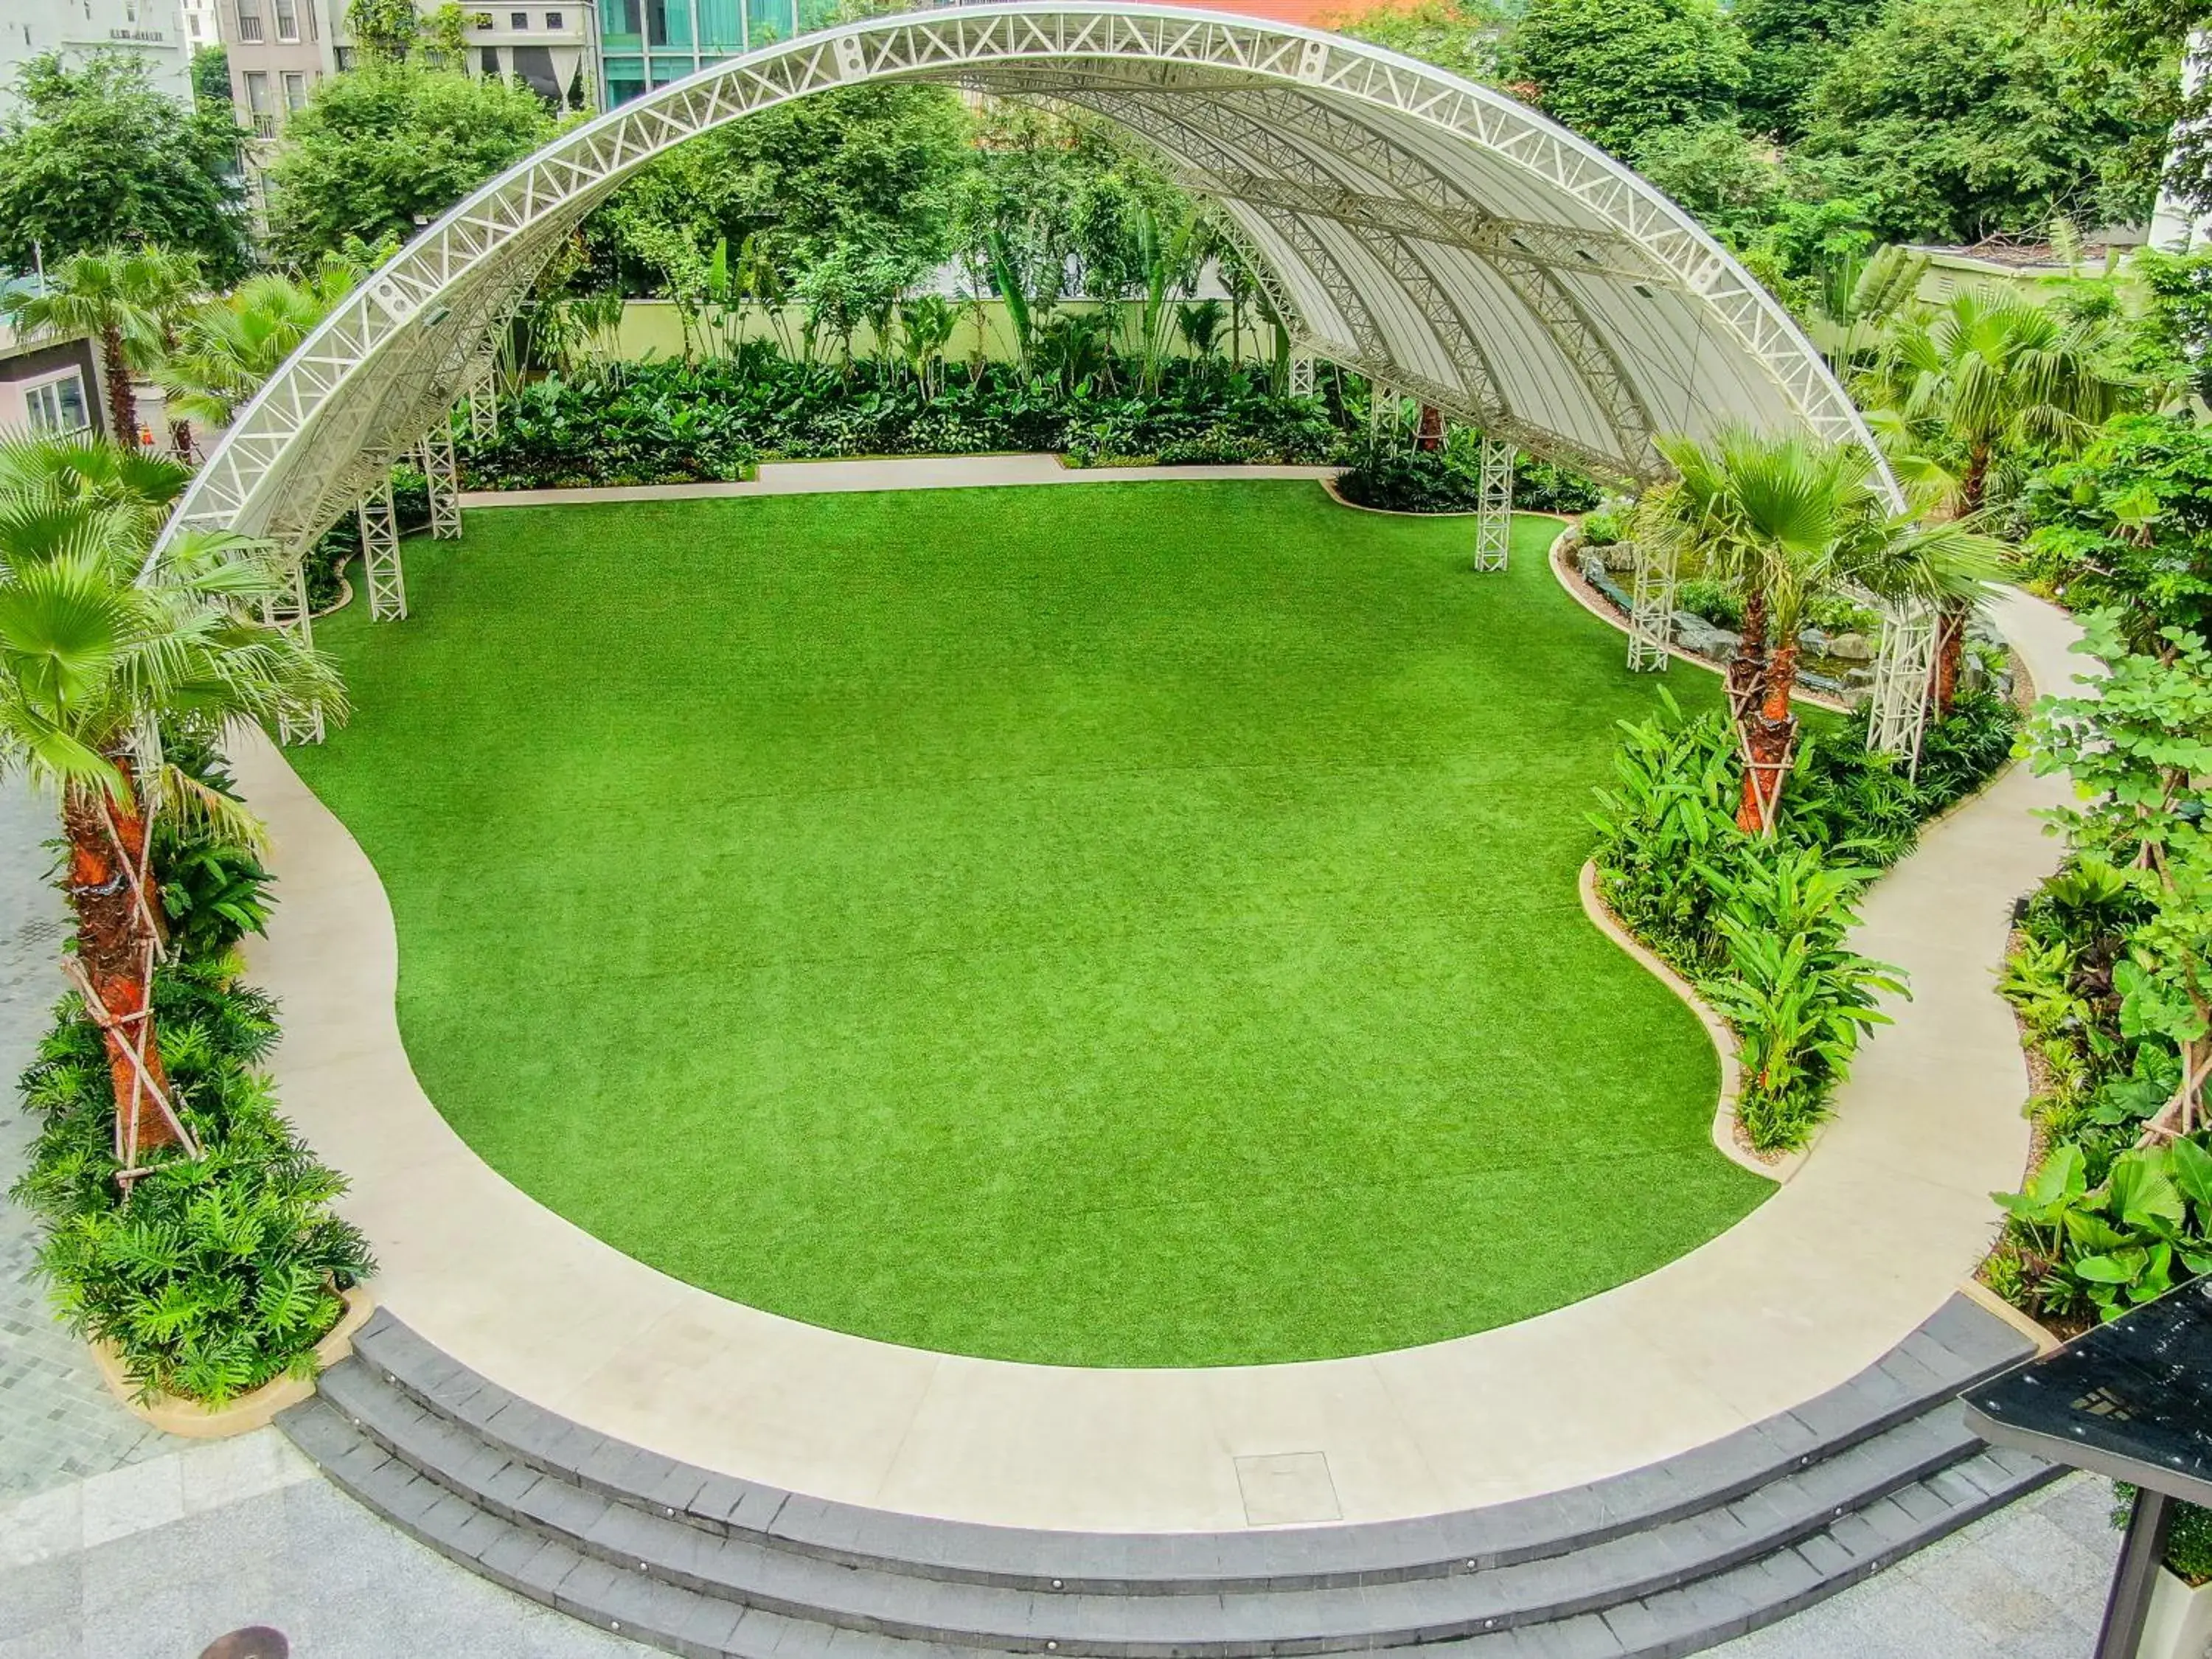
top-left (290, 482), bottom-right (1768, 1366)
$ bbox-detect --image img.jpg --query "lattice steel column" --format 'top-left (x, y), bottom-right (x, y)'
top-left (263, 561), bottom-right (325, 745)
top-left (1368, 382), bottom-right (1394, 440)
top-left (1626, 540), bottom-right (1677, 672)
top-left (467, 371), bottom-right (498, 442)
top-left (359, 476), bottom-right (406, 621)
top-left (1288, 353), bottom-right (1315, 397)
top-left (420, 425), bottom-right (462, 540)
top-left (1867, 606), bottom-right (1936, 765)
top-left (1474, 436), bottom-right (1514, 572)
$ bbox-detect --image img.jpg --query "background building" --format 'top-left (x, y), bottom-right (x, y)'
top-left (0, 0), bottom-right (195, 102)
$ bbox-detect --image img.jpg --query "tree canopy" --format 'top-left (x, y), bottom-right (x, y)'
top-left (1505, 0), bottom-right (1747, 158)
top-left (262, 61), bottom-right (560, 267)
top-left (0, 53), bottom-right (249, 282)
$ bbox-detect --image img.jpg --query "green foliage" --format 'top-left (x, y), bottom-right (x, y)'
top-left (455, 349), bottom-right (1354, 486)
top-left (1675, 575), bottom-right (1745, 629)
top-left (189, 45), bottom-right (229, 108)
top-left (1506, 0), bottom-right (1746, 157)
top-left (345, 0), bottom-right (422, 61)
top-left (1792, 0), bottom-right (2173, 244)
top-left (594, 86), bottom-right (972, 301)
top-left (150, 740), bottom-right (276, 967)
top-left (0, 52), bottom-right (249, 282)
top-left (264, 62), bottom-right (559, 266)
top-left (1590, 692), bottom-right (2017, 1151)
top-left (1631, 120), bottom-right (1789, 245)
top-left (1323, 0), bottom-right (1508, 83)
top-left (2017, 413), bottom-right (2212, 644)
top-left (11, 962), bottom-right (374, 1405)
top-left (1993, 1139), bottom-right (2212, 1318)
top-left (1332, 432), bottom-right (1603, 514)
top-left (1731, 0), bottom-right (1885, 139)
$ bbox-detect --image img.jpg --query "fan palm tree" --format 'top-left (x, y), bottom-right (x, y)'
top-left (1856, 291), bottom-right (2129, 709)
top-left (0, 434), bottom-right (347, 1165)
top-left (1, 246), bottom-right (206, 451)
top-left (154, 256), bottom-right (363, 431)
top-left (1638, 429), bottom-right (2004, 834)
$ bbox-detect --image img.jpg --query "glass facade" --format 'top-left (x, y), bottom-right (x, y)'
top-left (594, 0), bottom-right (818, 103)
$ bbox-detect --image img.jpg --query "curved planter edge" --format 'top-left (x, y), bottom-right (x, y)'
top-left (90, 1284), bottom-right (377, 1440)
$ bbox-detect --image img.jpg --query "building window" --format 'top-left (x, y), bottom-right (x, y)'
top-left (274, 0), bottom-right (296, 38)
top-left (545, 9), bottom-right (561, 24)
top-left (23, 371), bottom-right (91, 436)
top-left (281, 69), bottom-right (307, 109)
top-left (510, 10), bottom-right (528, 25)
top-left (234, 0), bottom-right (263, 41)
top-left (243, 69), bottom-right (278, 136)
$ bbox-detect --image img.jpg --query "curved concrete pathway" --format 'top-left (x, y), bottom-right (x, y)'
top-left (236, 465), bottom-right (2088, 1532)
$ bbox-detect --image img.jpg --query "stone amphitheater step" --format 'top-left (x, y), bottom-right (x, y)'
top-left (278, 1295), bottom-right (2059, 1659)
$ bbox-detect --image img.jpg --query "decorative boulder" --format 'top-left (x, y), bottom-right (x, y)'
top-left (1671, 612), bottom-right (1740, 659)
top-left (1599, 543), bottom-right (1640, 574)
top-left (1826, 632), bottom-right (1875, 662)
top-left (1578, 552), bottom-right (1607, 585)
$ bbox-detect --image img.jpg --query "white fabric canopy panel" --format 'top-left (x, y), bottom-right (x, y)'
top-left (162, 1), bottom-right (1899, 558)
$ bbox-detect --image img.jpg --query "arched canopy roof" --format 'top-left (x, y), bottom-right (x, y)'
top-left (166, 2), bottom-right (1893, 552)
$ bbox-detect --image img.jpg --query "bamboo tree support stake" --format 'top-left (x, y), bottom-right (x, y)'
top-left (420, 425), bottom-right (462, 540)
top-left (1474, 435), bottom-right (1514, 573)
top-left (360, 476), bottom-right (406, 621)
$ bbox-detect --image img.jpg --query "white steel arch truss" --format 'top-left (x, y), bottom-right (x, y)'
top-left (161, 1), bottom-right (1927, 746)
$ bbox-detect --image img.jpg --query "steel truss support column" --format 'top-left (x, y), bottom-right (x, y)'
top-left (1474, 436), bottom-right (1514, 572)
top-left (1867, 605), bottom-right (1936, 764)
top-left (1368, 382), bottom-right (1394, 440)
top-left (1288, 353), bottom-right (1315, 397)
top-left (468, 371), bottom-right (498, 442)
top-left (420, 425), bottom-right (462, 540)
top-left (262, 561), bottom-right (324, 745)
top-left (359, 476), bottom-right (406, 621)
top-left (1626, 539), bottom-right (1677, 672)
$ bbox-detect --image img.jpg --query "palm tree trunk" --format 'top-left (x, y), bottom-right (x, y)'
top-left (61, 771), bottom-right (176, 1156)
top-left (1728, 585), bottom-right (1770, 731)
top-left (99, 324), bottom-right (139, 445)
top-left (1932, 602), bottom-right (1970, 716)
top-left (1416, 404), bottom-right (1444, 451)
top-left (1736, 641), bottom-right (1800, 835)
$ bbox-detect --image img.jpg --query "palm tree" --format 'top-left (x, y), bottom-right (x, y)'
top-left (1856, 291), bottom-right (2129, 709)
top-left (1, 246), bottom-right (206, 451)
top-left (1638, 429), bottom-right (2004, 834)
top-left (0, 434), bottom-right (347, 1166)
top-left (154, 256), bottom-right (363, 431)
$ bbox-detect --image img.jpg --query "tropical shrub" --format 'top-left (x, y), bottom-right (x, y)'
top-left (1332, 431), bottom-right (1604, 513)
top-left (12, 962), bottom-right (374, 1404)
top-left (1590, 689), bottom-right (2017, 1152)
top-left (149, 740), bottom-right (276, 967)
top-left (1992, 610), bottom-right (2212, 1327)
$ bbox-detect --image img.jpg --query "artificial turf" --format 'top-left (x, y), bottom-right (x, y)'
top-left (290, 481), bottom-right (1770, 1367)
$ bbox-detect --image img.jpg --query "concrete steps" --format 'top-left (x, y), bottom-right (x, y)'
top-left (279, 1297), bottom-right (2058, 1658)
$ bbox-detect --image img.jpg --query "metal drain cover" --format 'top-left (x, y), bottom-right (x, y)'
top-left (198, 1630), bottom-right (289, 1659)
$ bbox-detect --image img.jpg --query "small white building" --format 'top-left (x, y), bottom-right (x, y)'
top-left (0, 0), bottom-right (195, 104)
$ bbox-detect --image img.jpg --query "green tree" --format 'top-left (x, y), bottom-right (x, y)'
top-left (2017, 412), bottom-right (2212, 644)
top-left (154, 256), bottom-right (366, 428)
top-left (1636, 429), bottom-right (2001, 830)
top-left (0, 436), bottom-right (347, 1157)
top-left (346, 0), bottom-right (423, 62)
top-left (1630, 119), bottom-right (1787, 243)
top-left (189, 44), bottom-right (229, 107)
top-left (1504, 0), bottom-right (1746, 158)
top-left (1795, 0), bottom-right (2174, 244)
top-left (0, 54), bottom-right (248, 281)
top-left (1731, 0), bottom-right (1884, 139)
top-left (1321, 0), bottom-right (1507, 83)
top-left (263, 61), bottom-right (558, 265)
top-left (1, 246), bottom-right (206, 448)
top-left (1859, 289), bottom-right (2128, 707)
top-left (594, 85), bottom-right (970, 299)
